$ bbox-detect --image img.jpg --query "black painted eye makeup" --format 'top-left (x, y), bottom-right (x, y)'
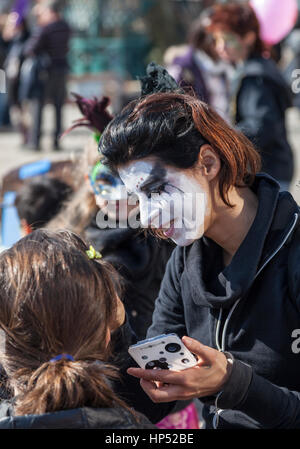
top-left (135, 162), bottom-right (185, 198)
top-left (146, 181), bottom-right (186, 200)
top-left (146, 182), bottom-right (169, 199)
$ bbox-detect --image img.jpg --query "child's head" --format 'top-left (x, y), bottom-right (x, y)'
top-left (15, 176), bottom-right (73, 235)
top-left (88, 160), bottom-right (139, 224)
top-left (0, 229), bottom-right (126, 415)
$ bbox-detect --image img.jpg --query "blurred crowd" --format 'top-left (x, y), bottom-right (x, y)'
top-left (0, 0), bottom-right (70, 151)
top-left (0, 0), bottom-right (299, 189)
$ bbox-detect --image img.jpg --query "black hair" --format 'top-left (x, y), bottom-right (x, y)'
top-left (99, 93), bottom-right (208, 175)
top-left (15, 176), bottom-right (73, 229)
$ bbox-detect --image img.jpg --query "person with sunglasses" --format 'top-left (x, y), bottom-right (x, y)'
top-left (86, 159), bottom-right (175, 341)
top-left (207, 2), bottom-right (294, 192)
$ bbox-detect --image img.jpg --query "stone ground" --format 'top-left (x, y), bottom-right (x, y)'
top-left (0, 103), bottom-right (299, 203)
top-left (0, 103), bottom-right (91, 180)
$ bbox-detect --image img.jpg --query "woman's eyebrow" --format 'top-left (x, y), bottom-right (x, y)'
top-left (139, 163), bottom-right (167, 192)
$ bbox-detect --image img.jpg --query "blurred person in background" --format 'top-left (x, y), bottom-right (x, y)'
top-left (165, 11), bottom-right (232, 123)
top-left (207, 2), bottom-right (294, 192)
top-left (283, 14), bottom-right (300, 111)
top-left (0, 12), bottom-right (11, 129)
top-left (23, 0), bottom-right (71, 151)
top-left (2, 11), bottom-right (30, 144)
top-left (15, 175), bottom-right (73, 235)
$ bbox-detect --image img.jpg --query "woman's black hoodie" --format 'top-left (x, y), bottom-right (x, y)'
top-left (117, 173), bottom-right (300, 429)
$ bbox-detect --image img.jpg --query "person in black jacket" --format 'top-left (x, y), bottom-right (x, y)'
top-left (24, 0), bottom-right (71, 151)
top-left (99, 91), bottom-right (300, 429)
top-left (0, 229), bottom-right (154, 429)
top-left (2, 13), bottom-right (30, 143)
top-left (206, 2), bottom-right (294, 192)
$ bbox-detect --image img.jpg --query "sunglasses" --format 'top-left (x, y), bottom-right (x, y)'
top-left (89, 162), bottom-right (127, 200)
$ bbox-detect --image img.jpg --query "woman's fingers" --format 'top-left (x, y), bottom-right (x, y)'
top-left (182, 336), bottom-right (217, 366)
top-left (140, 379), bottom-right (187, 403)
top-left (127, 367), bottom-right (184, 385)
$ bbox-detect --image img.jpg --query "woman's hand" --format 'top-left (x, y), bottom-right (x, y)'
top-left (127, 336), bottom-right (230, 403)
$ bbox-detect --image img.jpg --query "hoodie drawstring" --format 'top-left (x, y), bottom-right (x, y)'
top-left (213, 212), bottom-right (299, 429)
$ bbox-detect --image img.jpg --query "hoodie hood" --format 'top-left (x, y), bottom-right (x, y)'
top-left (185, 173), bottom-right (299, 309)
top-left (0, 402), bottom-right (153, 429)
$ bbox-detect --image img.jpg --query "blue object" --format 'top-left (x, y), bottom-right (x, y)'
top-left (1, 159), bottom-right (53, 248)
top-left (50, 354), bottom-right (75, 363)
top-left (19, 159), bottom-right (52, 180)
top-left (0, 191), bottom-right (21, 248)
top-left (129, 333), bottom-right (177, 348)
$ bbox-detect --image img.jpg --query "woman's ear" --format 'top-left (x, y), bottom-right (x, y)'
top-left (197, 144), bottom-right (221, 181)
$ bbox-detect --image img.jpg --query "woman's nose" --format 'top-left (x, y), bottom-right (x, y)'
top-left (215, 37), bottom-right (225, 54)
top-left (139, 197), bottom-right (160, 228)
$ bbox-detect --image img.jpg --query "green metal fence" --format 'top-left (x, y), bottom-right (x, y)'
top-left (65, 0), bottom-right (153, 79)
top-left (68, 35), bottom-right (151, 78)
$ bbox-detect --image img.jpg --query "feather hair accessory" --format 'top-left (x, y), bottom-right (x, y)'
top-left (138, 62), bottom-right (184, 96)
top-left (61, 93), bottom-right (114, 142)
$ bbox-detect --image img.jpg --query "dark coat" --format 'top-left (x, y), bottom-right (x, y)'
top-left (116, 173), bottom-right (300, 429)
top-left (0, 401), bottom-right (155, 429)
top-left (234, 56), bottom-right (294, 183)
top-left (24, 19), bottom-right (71, 70)
top-left (85, 219), bottom-right (175, 339)
top-left (4, 29), bottom-right (30, 105)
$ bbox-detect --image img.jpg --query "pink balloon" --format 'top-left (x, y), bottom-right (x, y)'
top-left (250, 0), bottom-right (299, 44)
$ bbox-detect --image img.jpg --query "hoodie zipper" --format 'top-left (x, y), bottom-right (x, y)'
top-left (213, 212), bottom-right (299, 429)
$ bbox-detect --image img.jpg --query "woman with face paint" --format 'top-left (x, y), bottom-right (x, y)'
top-left (99, 92), bottom-right (300, 429)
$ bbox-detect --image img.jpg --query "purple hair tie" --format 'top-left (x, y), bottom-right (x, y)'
top-left (50, 353), bottom-right (74, 363)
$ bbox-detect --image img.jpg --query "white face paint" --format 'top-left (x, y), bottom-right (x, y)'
top-left (119, 159), bottom-right (207, 246)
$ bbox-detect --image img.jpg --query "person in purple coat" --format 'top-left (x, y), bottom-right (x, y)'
top-left (166, 12), bottom-right (231, 122)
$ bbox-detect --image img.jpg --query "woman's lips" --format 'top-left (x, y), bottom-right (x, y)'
top-left (163, 220), bottom-right (175, 238)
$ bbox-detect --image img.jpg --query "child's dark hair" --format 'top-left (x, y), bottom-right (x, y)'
top-left (0, 229), bottom-right (131, 417)
top-left (15, 176), bottom-right (73, 229)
